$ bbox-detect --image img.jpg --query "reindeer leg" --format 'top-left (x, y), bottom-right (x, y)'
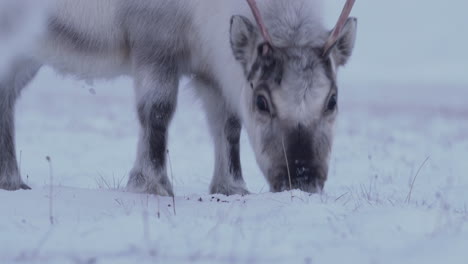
top-left (194, 77), bottom-right (249, 196)
top-left (209, 114), bottom-right (250, 196)
top-left (0, 58), bottom-right (41, 190)
top-left (127, 59), bottom-right (179, 196)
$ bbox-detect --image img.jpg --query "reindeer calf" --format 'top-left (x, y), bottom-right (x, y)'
top-left (0, 0), bottom-right (357, 195)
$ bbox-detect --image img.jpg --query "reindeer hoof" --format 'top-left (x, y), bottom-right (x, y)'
top-left (127, 171), bottom-right (174, 196)
top-left (210, 182), bottom-right (250, 196)
top-left (20, 183), bottom-right (32, 190)
top-left (0, 179), bottom-right (31, 191)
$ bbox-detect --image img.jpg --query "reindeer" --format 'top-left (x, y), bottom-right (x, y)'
top-left (0, 0), bottom-right (357, 195)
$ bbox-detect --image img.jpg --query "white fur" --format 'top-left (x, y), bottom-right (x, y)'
top-left (1, 0), bottom-right (356, 194)
top-left (28, 0), bottom-right (325, 115)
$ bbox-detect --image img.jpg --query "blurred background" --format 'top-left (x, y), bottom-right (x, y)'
top-left (326, 0), bottom-right (468, 85)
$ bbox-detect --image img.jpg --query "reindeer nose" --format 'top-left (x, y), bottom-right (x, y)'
top-left (290, 160), bottom-right (313, 182)
top-left (297, 123), bottom-right (305, 138)
top-left (293, 160), bottom-right (310, 176)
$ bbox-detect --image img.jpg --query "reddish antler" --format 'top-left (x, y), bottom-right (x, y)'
top-left (247, 0), bottom-right (355, 55)
top-left (323, 0), bottom-right (356, 55)
top-left (246, 0), bottom-right (273, 45)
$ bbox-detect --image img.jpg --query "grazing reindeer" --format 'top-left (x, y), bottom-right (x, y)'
top-left (0, 0), bottom-right (357, 195)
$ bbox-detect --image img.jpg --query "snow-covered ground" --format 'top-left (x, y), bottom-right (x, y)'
top-left (1, 1), bottom-right (467, 263)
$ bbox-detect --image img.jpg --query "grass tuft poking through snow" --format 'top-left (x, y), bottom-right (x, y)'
top-left (95, 173), bottom-right (126, 190)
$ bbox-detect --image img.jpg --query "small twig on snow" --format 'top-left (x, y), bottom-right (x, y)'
top-left (143, 195), bottom-right (150, 243)
top-left (156, 194), bottom-right (161, 219)
top-left (46, 156), bottom-right (54, 225)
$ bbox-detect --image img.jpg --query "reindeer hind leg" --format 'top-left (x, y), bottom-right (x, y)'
top-left (0, 58), bottom-right (42, 190)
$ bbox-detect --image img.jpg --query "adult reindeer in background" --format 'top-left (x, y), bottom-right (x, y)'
top-left (0, 0), bottom-right (357, 195)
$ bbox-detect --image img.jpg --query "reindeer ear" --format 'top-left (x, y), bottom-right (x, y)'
top-left (230, 15), bottom-right (258, 65)
top-left (329, 17), bottom-right (357, 66)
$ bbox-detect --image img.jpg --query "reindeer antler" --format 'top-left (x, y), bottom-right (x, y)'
top-left (323, 0), bottom-right (356, 56)
top-left (246, 0), bottom-right (273, 45)
top-left (246, 0), bottom-right (355, 55)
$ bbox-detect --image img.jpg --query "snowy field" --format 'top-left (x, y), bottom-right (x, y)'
top-left (1, 1), bottom-right (468, 263)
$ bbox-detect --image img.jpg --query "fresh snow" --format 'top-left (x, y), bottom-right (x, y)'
top-left (1, 0), bottom-right (467, 263)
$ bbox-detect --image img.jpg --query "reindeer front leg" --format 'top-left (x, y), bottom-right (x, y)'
top-left (211, 115), bottom-right (250, 195)
top-left (209, 111), bottom-right (249, 196)
top-left (196, 79), bottom-right (249, 195)
top-left (127, 62), bottom-right (178, 196)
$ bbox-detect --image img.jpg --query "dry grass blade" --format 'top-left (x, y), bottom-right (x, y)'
top-left (19, 150), bottom-right (22, 175)
top-left (95, 173), bottom-right (125, 190)
top-left (143, 195), bottom-right (150, 243)
top-left (406, 156), bottom-right (430, 204)
top-left (157, 195), bottom-right (161, 219)
top-left (281, 136), bottom-right (293, 193)
top-left (335, 192), bottom-right (349, 202)
top-left (167, 149), bottom-right (176, 216)
top-left (46, 156), bottom-right (54, 225)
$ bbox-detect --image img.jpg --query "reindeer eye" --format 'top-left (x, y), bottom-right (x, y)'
top-left (256, 95), bottom-right (270, 113)
top-left (327, 94), bottom-right (337, 112)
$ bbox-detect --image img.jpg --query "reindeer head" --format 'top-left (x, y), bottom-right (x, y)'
top-left (230, 0), bottom-right (357, 193)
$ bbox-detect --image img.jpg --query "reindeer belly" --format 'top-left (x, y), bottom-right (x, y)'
top-left (36, 39), bottom-right (130, 80)
top-left (34, 0), bottom-right (131, 79)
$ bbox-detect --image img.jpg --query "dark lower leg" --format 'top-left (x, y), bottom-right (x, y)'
top-left (127, 101), bottom-right (175, 196)
top-left (0, 59), bottom-right (40, 190)
top-left (127, 62), bottom-right (179, 196)
top-left (0, 97), bottom-right (29, 190)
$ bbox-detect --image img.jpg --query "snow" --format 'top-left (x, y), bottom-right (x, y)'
top-left (1, 0), bottom-right (468, 263)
